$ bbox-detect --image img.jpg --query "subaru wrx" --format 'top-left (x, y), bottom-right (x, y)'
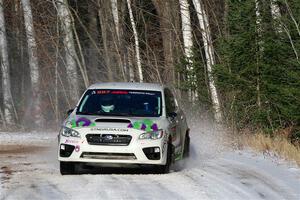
top-left (58, 82), bottom-right (189, 174)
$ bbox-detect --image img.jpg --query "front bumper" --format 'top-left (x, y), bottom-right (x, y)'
top-left (58, 128), bottom-right (168, 165)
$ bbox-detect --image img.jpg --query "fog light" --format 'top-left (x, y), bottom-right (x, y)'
top-left (143, 147), bottom-right (160, 160)
top-left (60, 144), bottom-right (75, 157)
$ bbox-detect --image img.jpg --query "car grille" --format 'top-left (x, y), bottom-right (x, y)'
top-left (80, 152), bottom-right (136, 160)
top-left (86, 134), bottom-right (132, 146)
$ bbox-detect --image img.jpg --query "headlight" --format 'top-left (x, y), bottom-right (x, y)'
top-left (139, 130), bottom-right (163, 140)
top-left (60, 127), bottom-right (81, 138)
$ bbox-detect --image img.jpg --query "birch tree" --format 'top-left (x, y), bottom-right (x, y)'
top-left (179, 0), bottom-right (195, 101)
top-left (111, 0), bottom-right (120, 40)
top-left (126, 0), bottom-right (143, 82)
top-left (21, 0), bottom-right (43, 124)
top-left (284, 0), bottom-right (300, 37)
top-left (179, 0), bottom-right (193, 61)
top-left (56, 0), bottom-right (79, 104)
top-left (271, 0), bottom-right (300, 63)
top-left (271, 0), bottom-right (281, 25)
top-left (110, 0), bottom-right (127, 81)
top-left (0, 0), bottom-right (15, 125)
top-left (192, 0), bottom-right (222, 122)
top-left (255, 0), bottom-right (263, 108)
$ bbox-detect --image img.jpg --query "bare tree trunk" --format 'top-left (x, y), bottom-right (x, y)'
top-left (98, 0), bottom-right (114, 82)
top-left (21, 0), bottom-right (43, 125)
top-left (0, 106), bottom-right (6, 128)
top-left (255, 0), bottom-right (262, 109)
top-left (179, 0), bottom-right (193, 65)
top-left (152, 0), bottom-right (179, 84)
top-left (128, 46), bottom-right (135, 82)
top-left (282, 25), bottom-right (300, 63)
top-left (110, 0), bottom-right (127, 81)
top-left (0, 0), bottom-right (16, 126)
top-left (56, 0), bottom-right (79, 104)
top-left (179, 0), bottom-right (195, 101)
top-left (192, 0), bottom-right (222, 122)
top-left (271, 1), bottom-right (280, 21)
top-left (284, 0), bottom-right (300, 37)
top-left (111, 0), bottom-right (120, 40)
top-left (126, 0), bottom-right (143, 82)
top-left (271, 0), bottom-right (299, 63)
top-left (71, 20), bottom-right (89, 87)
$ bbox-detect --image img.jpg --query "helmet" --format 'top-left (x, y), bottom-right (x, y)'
top-left (100, 95), bottom-right (115, 113)
top-left (101, 104), bottom-right (115, 112)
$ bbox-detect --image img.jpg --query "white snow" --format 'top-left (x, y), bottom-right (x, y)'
top-left (0, 131), bottom-right (57, 145)
top-left (0, 118), bottom-right (299, 200)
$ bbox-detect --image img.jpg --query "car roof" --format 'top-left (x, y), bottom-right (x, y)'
top-left (87, 82), bottom-right (164, 91)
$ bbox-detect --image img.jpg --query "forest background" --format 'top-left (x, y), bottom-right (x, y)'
top-left (0, 0), bottom-right (299, 145)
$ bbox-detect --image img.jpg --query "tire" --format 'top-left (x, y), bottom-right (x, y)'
top-left (155, 143), bottom-right (172, 174)
top-left (183, 134), bottom-right (190, 158)
top-left (60, 161), bottom-right (75, 175)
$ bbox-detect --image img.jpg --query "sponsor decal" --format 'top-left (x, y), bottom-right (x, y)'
top-left (64, 139), bottom-right (79, 144)
top-left (127, 119), bottom-right (158, 132)
top-left (95, 90), bottom-right (156, 96)
top-left (111, 91), bottom-right (128, 95)
top-left (128, 91), bottom-right (156, 96)
top-left (90, 128), bottom-right (129, 132)
top-left (97, 90), bottom-right (110, 94)
top-left (96, 90), bottom-right (129, 95)
top-left (75, 145), bottom-right (80, 152)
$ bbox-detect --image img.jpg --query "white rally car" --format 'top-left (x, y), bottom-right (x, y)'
top-left (58, 82), bottom-right (189, 174)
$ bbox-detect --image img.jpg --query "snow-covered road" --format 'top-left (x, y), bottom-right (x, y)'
top-left (1, 120), bottom-right (299, 200)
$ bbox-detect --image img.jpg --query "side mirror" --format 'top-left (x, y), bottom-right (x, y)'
top-left (67, 109), bottom-right (74, 116)
top-left (167, 112), bottom-right (177, 119)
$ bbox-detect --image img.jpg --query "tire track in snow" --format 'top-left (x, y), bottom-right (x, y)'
top-left (119, 174), bottom-right (185, 200)
top-left (213, 158), bottom-right (300, 200)
top-left (1, 130), bottom-right (300, 200)
top-left (2, 172), bottom-right (68, 200)
top-left (183, 168), bottom-right (255, 200)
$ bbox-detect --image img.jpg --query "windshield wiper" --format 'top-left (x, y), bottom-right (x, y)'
top-left (96, 112), bottom-right (132, 117)
top-left (76, 111), bottom-right (98, 115)
top-left (76, 111), bottom-right (157, 117)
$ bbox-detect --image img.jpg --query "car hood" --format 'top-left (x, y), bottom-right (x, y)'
top-left (63, 114), bottom-right (167, 132)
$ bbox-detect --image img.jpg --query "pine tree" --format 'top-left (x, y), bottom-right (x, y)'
top-left (216, 0), bottom-right (300, 132)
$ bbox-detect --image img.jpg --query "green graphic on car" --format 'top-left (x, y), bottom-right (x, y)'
top-left (66, 117), bottom-right (158, 132)
top-left (127, 119), bottom-right (158, 132)
top-left (66, 117), bottom-right (96, 128)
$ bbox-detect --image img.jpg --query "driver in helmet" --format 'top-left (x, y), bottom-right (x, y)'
top-left (100, 95), bottom-right (115, 113)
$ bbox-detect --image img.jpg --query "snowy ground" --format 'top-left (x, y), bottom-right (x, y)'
top-left (0, 119), bottom-right (299, 200)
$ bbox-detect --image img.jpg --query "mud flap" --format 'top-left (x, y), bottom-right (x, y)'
top-left (171, 144), bottom-right (176, 164)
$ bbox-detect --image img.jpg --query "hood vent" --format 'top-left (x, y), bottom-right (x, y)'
top-left (95, 118), bottom-right (131, 123)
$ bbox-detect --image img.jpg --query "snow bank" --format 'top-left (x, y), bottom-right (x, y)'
top-left (0, 131), bottom-right (57, 145)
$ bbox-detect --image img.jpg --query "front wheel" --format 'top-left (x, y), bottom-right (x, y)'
top-left (183, 134), bottom-right (190, 158)
top-left (155, 143), bottom-right (172, 174)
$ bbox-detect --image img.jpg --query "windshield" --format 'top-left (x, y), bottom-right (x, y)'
top-left (77, 89), bottom-right (162, 117)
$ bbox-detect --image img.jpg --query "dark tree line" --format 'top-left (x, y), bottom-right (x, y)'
top-left (0, 0), bottom-right (299, 142)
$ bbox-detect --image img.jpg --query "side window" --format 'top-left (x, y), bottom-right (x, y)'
top-left (164, 88), bottom-right (176, 114)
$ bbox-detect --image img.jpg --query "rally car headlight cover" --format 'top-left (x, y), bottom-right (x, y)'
top-left (139, 130), bottom-right (164, 140)
top-left (60, 126), bottom-right (81, 138)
